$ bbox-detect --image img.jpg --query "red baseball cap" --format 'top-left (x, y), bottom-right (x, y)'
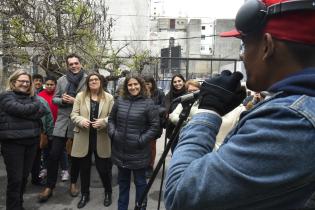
top-left (220, 0), bottom-right (315, 45)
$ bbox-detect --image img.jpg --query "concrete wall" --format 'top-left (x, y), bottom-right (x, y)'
top-left (213, 19), bottom-right (241, 59)
top-left (212, 19), bottom-right (241, 73)
top-left (107, 0), bottom-right (151, 55)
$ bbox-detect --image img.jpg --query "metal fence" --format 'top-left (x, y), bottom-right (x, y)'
top-left (0, 56), bottom-right (241, 94)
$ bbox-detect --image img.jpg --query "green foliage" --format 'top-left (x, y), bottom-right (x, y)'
top-left (128, 50), bottom-right (157, 74)
top-left (0, 0), bottom-right (114, 74)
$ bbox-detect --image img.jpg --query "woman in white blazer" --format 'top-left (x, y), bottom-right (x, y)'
top-left (70, 72), bottom-right (114, 208)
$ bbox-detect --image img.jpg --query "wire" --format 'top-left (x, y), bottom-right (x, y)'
top-left (107, 13), bottom-right (218, 20)
top-left (109, 34), bottom-right (218, 42)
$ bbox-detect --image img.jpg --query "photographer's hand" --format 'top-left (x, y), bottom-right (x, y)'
top-left (199, 70), bottom-right (246, 116)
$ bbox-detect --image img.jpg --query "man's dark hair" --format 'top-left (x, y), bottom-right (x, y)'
top-left (32, 74), bottom-right (44, 81)
top-left (121, 70), bottom-right (130, 77)
top-left (66, 53), bottom-right (81, 65)
top-left (45, 75), bottom-right (57, 84)
top-left (143, 75), bottom-right (157, 93)
top-left (284, 41), bottom-right (315, 67)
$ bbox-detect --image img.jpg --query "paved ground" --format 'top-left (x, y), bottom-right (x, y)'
top-left (0, 132), bottom-right (171, 210)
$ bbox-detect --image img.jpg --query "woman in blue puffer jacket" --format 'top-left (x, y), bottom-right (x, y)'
top-left (108, 75), bottom-right (160, 210)
top-left (0, 69), bottom-right (47, 210)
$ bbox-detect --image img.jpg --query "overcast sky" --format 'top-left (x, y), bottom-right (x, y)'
top-left (163, 0), bottom-right (244, 19)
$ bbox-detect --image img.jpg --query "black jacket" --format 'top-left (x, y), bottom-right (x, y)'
top-left (151, 88), bottom-right (166, 138)
top-left (108, 95), bottom-right (160, 169)
top-left (0, 91), bottom-right (46, 142)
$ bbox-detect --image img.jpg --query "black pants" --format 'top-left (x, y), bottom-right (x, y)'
top-left (1, 142), bottom-right (37, 210)
top-left (46, 136), bottom-right (67, 189)
top-left (79, 151), bottom-right (112, 195)
top-left (31, 146), bottom-right (41, 182)
top-left (70, 156), bottom-right (80, 183)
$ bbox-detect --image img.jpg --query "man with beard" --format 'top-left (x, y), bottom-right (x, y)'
top-left (164, 0), bottom-right (315, 209)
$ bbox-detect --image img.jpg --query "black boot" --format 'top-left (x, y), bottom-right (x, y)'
top-left (104, 192), bottom-right (112, 207)
top-left (77, 193), bottom-right (89, 209)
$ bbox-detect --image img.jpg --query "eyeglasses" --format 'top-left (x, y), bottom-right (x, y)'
top-left (89, 78), bottom-right (100, 82)
top-left (69, 62), bottom-right (80, 66)
top-left (16, 80), bottom-right (30, 84)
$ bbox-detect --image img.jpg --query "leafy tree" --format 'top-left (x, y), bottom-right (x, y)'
top-left (128, 49), bottom-right (158, 75)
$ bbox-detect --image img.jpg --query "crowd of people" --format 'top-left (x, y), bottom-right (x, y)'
top-left (0, 53), bottom-right (188, 210)
top-left (1, 1), bottom-right (315, 210)
top-left (0, 57), bottom-right (268, 210)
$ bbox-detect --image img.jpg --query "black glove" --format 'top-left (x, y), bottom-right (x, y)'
top-left (199, 70), bottom-right (246, 116)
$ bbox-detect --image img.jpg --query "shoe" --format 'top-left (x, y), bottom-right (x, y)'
top-left (39, 169), bottom-right (47, 179)
top-left (38, 188), bottom-right (53, 203)
top-left (145, 166), bottom-right (153, 178)
top-left (104, 192), bottom-right (112, 207)
top-left (69, 183), bottom-right (79, 197)
top-left (77, 194), bottom-right (89, 209)
top-left (61, 170), bottom-right (69, 181)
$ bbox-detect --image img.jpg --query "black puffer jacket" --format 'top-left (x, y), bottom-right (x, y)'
top-left (0, 91), bottom-right (46, 142)
top-left (108, 95), bottom-right (160, 169)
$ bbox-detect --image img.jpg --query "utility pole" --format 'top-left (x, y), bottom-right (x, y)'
top-left (168, 37), bottom-right (175, 74)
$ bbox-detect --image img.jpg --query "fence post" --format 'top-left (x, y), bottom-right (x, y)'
top-left (185, 58), bottom-right (189, 79)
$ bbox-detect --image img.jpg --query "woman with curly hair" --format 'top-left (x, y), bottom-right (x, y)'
top-left (108, 75), bottom-right (160, 210)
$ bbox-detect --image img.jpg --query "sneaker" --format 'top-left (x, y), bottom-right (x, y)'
top-left (61, 170), bottom-right (70, 181)
top-left (39, 169), bottom-right (47, 179)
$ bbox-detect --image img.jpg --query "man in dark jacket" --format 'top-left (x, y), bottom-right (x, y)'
top-left (164, 0), bottom-right (315, 210)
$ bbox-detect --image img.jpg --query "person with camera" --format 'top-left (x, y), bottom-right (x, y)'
top-left (164, 0), bottom-right (315, 209)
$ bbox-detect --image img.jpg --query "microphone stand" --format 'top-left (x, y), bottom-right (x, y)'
top-left (134, 100), bottom-right (194, 210)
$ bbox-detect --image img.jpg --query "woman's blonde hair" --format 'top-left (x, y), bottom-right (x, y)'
top-left (185, 79), bottom-right (201, 90)
top-left (6, 69), bottom-right (34, 96)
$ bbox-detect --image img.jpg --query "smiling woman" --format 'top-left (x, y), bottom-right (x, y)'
top-left (70, 72), bottom-right (114, 208)
top-left (108, 75), bottom-right (160, 210)
top-left (0, 69), bottom-right (47, 210)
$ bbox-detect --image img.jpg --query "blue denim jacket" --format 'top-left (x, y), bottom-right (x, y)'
top-left (164, 68), bottom-right (315, 210)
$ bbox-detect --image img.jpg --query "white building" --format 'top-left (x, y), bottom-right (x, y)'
top-left (200, 19), bottom-right (215, 56)
top-left (106, 0), bottom-right (151, 55)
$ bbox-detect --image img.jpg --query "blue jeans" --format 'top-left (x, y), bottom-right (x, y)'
top-left (118, 167), bottom-right (147, 210)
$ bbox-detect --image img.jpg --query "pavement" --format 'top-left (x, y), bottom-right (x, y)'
top-left (0, 131), bottom-right (171, 210)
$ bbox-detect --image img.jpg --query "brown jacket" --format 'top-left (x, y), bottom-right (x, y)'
top-left (70, 91), bottom-right (114, 158)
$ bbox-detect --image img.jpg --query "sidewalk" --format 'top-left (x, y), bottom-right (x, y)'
top-left (0, 132), bottom-right (171, 210)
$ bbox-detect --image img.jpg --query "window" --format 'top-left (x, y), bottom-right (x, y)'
top-left (201, 35), bottom-right (206, 40)
top-left (170, 19), bottom-right (175, 29)
top-left (201, 46), bottom-right (205, 50)
top-left (201, 26), bottom-right (206, 30)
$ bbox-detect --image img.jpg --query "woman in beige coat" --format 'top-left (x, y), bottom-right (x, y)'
top-left (70, 72), bottom-right (114, 209)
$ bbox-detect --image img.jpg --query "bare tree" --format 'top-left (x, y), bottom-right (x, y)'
top-left (0, 0), bottom-right (116, 76)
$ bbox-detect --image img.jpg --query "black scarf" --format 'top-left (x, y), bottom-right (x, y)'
top-left (66, 70), bottom-right (84, 97)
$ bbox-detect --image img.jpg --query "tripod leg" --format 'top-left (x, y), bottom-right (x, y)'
top-left (157, 132), bottom-right (168, 210)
